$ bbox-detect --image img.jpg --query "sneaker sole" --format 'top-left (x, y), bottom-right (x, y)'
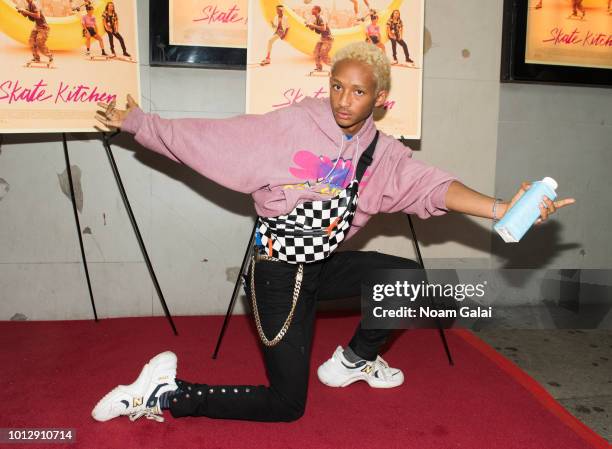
top-left (317, 365), bottom-right (404, 389)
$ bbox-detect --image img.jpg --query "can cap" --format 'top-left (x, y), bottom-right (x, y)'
top-left (541, 177), bottom-right (558, 191)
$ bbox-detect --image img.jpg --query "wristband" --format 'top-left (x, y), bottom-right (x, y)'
top-left (492, 198), bottom-right (503, 222)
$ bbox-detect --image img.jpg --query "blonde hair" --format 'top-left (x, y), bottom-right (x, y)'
top-left (331, 42), bottom-right (391, 93)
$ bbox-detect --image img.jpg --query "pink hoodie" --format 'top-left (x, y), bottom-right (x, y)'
top-left (121, 96), bottom-right (460, 240)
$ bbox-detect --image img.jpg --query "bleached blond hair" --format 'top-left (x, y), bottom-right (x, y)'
top-left (331, 41), bottom-right (391, 93)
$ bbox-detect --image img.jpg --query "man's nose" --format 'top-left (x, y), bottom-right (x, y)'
top-left (339, 90), bottom-right (350, 107)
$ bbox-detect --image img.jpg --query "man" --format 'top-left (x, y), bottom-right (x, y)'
top-left (306, 5), bottom-right (333, 72)
top-left (92, 42), bottom-right (574, 424)
top-left (18, 0), bottom-right (53, 64)
top-left (260, 5), bottom-right (289, 66)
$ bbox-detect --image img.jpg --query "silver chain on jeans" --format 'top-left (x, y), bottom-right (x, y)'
top-left (249, 255), bottom-right (304, 347)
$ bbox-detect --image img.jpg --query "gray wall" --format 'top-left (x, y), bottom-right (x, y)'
top-left (0, 0), bottom-right (609, 321)
top-left (493, 83), bottom-right (612, 269)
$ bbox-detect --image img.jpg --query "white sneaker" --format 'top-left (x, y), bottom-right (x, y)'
top-left (91, 351), bottom-right (178, 423)
top-left (317, 346), bottom-right (404, 388)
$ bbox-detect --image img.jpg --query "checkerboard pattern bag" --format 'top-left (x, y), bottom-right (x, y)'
top-left (257, 131), bottom-right (379, 264)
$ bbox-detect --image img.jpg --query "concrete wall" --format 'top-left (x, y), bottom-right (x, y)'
top-left (1, 0), bottom-right (608, 321)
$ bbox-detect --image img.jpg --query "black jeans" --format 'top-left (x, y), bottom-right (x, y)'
top-left (169, 250), bottom-right (421, 422)
top-left (391, 38), bottom-right (410, 61)
top-left (107, 31), bottom-right (127, 54)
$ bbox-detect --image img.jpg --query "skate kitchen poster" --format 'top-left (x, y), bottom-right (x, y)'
top-left (246, 0), bottom-right (425, 139)
top-left (0, 0), bottom-right (140, 133)
top-left (169, 0), bottom-right (248, 48)
top-left (525, 0), bottom-right (612, 69)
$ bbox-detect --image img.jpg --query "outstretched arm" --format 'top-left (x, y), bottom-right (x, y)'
top-left (445, 180), bottom-right (576, 224)
top-left (18, 8), bottom-right (41, 18)
top-left (95, 95), bottom-right (302, 194)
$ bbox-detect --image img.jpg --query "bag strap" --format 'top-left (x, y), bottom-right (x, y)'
top-left (354, 130), bottom-right (379, 183)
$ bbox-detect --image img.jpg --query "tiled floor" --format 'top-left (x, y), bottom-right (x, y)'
top-left (476, 329), bottom-right (612, 443)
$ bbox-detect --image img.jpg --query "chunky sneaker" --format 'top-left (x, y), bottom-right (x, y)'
top-left (317, 346), bottom-right (404, 388)
top-left (91, 351), bottom-right (178, 423)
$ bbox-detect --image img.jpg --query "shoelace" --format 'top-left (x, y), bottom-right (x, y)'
top-left (370, 357), bottom-right (394, 380)
top-left (128, 407), bottom-right (165, 423)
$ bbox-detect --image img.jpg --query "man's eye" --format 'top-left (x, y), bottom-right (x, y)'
top-left (355, 90), bottom-right (365, 96)
top-left (332, 84), bottom-right (342, 91)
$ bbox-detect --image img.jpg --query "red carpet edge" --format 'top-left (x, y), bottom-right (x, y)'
top-left (455, 329), bottom-right (611, 449)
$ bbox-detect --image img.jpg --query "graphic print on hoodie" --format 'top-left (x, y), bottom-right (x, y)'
top-left (284, 148), bottom-right (371, 197)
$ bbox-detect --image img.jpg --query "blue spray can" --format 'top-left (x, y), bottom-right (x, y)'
top-left (494, 177), bottom-right (558, 243)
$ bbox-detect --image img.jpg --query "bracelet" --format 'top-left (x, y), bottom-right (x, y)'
top-left (492, 198), bottom-right (503, 222)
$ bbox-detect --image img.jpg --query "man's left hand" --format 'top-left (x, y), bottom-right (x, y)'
top-left (504, 181), bottom-right (576, 225)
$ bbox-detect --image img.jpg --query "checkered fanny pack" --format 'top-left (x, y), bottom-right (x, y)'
top-left (256, 131), bottom-right (379, 264)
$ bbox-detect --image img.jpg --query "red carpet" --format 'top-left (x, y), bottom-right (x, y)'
top-left (0, 314), bottom-right (609, 449)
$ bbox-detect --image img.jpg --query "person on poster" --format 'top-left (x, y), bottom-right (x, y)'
top-left (102, 2), bottom-right (131, 58)
top-left (386, 9), bottom-right (413, 65)
top-left (365, 11), bottom-right (385, 55)
top-left (260, 5), bottom-right (289, 66)
top-left (91, 42), bottom-right (575, 424)
top-left (306, 5), bottom-right (333, 72)
top-left (71, 0), bottom-right (93, 12)
top-left (349, 0), bottom-right (370, 16)
top-left (569, 0), bottom-right (586, 19)
top-left (17, 0), bottom-right (53, 65)
top-left (82, 4), bottom-right (108, 57)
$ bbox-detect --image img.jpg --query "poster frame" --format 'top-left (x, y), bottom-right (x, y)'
top-left (500, 0), bottom-right (612, 88)
top-left (149, 0), bottom-right (246, 70)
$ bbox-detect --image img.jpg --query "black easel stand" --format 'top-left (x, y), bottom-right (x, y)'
top-left (213, 215), bottom-right (454, 366)
top-left (62, 133), bottom-right (98, 321)
top-left (100, 131), bottom-right (178, 336)
top-left (211, 223), bottom-right (256, 359)
top-left (406, 215), bottom-right (454, 366)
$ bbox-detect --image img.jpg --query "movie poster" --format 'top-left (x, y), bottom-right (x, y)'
top-left (169, 0), bottom-right (248, 48)
top-left (246, 0), bottom-right (424, 138)
top-left (0, 0), bottom-right (140, 133)
top-left (525, 0), bottom-right (612, 69)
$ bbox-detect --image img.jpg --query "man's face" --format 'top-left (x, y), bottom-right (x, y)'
top-left (311, 7), bottom-right (319, 16)
top-left (330, 59), bottom-right (388, 136)
top-left (276, 6), bottom-right (283, 15)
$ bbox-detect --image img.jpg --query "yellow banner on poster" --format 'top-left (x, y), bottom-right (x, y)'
top-left (525, 0), bottom-right (612, 69)
top-left (169, 0), bottom-right (248, 48)
top-left (246, 0), bottom-right (424, 139)
top-left (0, 0), bottom-right (140, 133)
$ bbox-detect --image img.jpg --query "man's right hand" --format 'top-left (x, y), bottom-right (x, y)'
top-left (96, 94), bottom-right (139, 130)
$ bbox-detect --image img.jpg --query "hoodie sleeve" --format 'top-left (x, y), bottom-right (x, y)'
top-left (375, 142), bottom-right (460, 219)
top-left (120, 106), bottom-right (299, 194)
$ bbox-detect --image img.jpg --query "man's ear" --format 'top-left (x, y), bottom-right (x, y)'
top-left (374, 89), bottom-right (388, 108)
